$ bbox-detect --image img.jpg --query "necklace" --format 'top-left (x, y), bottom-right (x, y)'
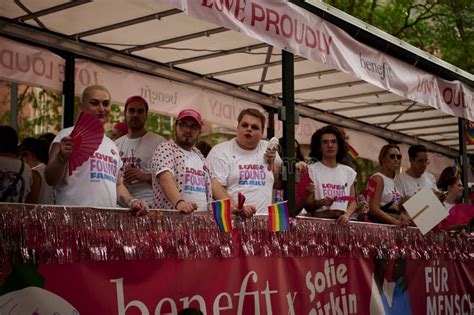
top-left (119, 133), bottom-right (146, 168)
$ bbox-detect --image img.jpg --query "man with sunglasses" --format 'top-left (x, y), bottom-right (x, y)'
top-left (45, 85), bottom-right (147, 215)
top-left (115, 96), bottom-right (164, 207)
top-left (395, 144), bottom-right (438, 200)
top-left (150, 109), bottom-right (214, 212)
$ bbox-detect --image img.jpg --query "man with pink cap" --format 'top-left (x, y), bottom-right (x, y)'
top-left (115, 95), bottom-right (164, 207)
top-left (150, 109), bottom-right (213, 212)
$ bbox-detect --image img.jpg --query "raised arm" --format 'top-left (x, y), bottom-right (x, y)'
top-left (45, 137), bottom-right (72, 186)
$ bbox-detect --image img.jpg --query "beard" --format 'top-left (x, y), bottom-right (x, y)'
top-left (176, 134), bottom-right (195, 149)
top-left (128, 119), bottom-right (145, 131)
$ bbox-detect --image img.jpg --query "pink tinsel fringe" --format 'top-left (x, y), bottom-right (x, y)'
top-left (0, 204), bottom-right (472, 264)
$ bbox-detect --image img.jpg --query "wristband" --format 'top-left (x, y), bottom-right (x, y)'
top-left (128, 198), bottom-right (139, 208)
top-left (174, 199), bottom-right (185, 209)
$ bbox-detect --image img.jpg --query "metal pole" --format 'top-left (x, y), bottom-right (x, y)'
top-left (282, 50), bottom-right (296, 216)
top-left (62, 54), bottom-right (75, 128)
top-left (10, 82), bottom-right (18, 130)
top-left (267, 111), bottom-right (275, 139)
top-left (458, 118), bottom-right (470, 203)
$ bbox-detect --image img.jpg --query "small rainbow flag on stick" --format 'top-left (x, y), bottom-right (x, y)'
top-left (466, 121), bottom-right (474, 145)
top-left (211, 199), bottom-right (233, 233)
top-left (268, 201), bottom-right (290, 232)
top-left (453, 160), bottom-right (461, 178)
top-left (346, 144), bottom-right (359, 161)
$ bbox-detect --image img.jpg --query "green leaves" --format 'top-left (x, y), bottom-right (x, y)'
top-left (324, 0), bottom-right (473, 72)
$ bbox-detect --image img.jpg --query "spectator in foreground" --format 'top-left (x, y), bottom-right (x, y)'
top-left (0, 126), bottom-right (39, 203)
top-left (19, 137), bottom-right (54, 204)
top-left (37, 132), bottom-right (56, 148)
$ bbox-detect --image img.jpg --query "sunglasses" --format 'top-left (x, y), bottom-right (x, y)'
top-left (388, 154), bottom-right (402, 160)
top-left (89, 98), bottom-right (111, 106)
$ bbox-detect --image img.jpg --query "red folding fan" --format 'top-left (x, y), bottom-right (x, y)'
top-left (68, 112), bottom-right (104, 175)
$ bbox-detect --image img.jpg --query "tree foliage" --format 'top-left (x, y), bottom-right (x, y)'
top-left (0, 82), bottom-right (174, 140)
top-left (323, 0), bottom-right (473, 73)
top-left (0, 84), bottom-right (62, 140)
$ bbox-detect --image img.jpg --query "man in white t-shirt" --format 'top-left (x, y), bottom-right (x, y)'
top-left (395, 144), bottom-right (439, 200)
top-left (115, 96), bottom-right (164, 207)
top-left (45, 85), bottom-right (147, 214)
top-left (151, 109), bottom-right (219, 213)
top-left (304, 125), bottom-right (357, 223)
top-left (207, 108), bottom-right (281, 215)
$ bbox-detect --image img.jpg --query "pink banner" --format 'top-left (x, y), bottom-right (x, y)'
top-left (159, 0), bottom-right (473, 121)
top-left (0, 36), bottom-right (463, 164)
top-left (0, 37), bottom-right (264, 130)
top-left (0, 257), bottom-right (472, 314)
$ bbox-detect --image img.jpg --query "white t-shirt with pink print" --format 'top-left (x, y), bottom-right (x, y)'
top-left (307, 162), bottom-right (357, 212)
top-left (53, 127), bottom-right (122, 207)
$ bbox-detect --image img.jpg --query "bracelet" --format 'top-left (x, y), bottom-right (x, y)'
top-left (174, 199), bottom-right (185, 209)
top-left (128, 198), bottom-right (139, 208)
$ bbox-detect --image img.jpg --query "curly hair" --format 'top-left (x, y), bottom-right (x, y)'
top-left (309, 125), bottom-right (348, 163)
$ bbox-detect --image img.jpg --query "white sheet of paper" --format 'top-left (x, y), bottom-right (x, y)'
top-left (403, 186), bottom-right (448, 235)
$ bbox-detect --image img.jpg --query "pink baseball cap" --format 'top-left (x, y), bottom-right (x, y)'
top-left (125, 95), bottom-right (148, 111)
top-left (177, 109), bottom-right (203, 126)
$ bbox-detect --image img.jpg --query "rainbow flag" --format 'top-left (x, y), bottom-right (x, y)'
top-left (453, 160), bottom-right (461, 178)
top-left (268, 201), bottom-right (290, 232)
top-left (346, 144), bottom-right (359, 161)
top-left (211, 199), bottom-right (232, 233)
top-left (466, 121), bottom-right (474, 145)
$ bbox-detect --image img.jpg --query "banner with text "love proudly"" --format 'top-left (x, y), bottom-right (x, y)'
top-left (158, 0), bottom-right (473, 121)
